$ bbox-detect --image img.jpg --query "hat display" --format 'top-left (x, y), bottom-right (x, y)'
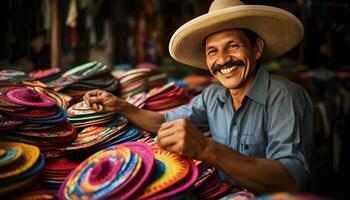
top-left (0, 113), bottom-right (23, 130)
top-left (0, 142), bottom-right (44, 196)
top-left (135, 146), bottom-right (198, 200)
top-left (0, 85), bottom-right (76, 158)
top-left (67, 100), bottom-right (118, 128)
top-left (0, 70), bottom-right (29, 82)
top-left (6, 87), bottom-right (56, 107)
top-left (46, 61), bottom-right (118, 97)
top-left (60, 144), bottom-right (142, 200)
top-left (145, 82), bottom-right (192, 111)
top-left (41, 156), bottom-right (80, 189)
top-left (169, 0), bottom-right (304, 69)
top-left (111, 142), bottom-right (155, 200)
top-left (59, 142), bottom-right (199, 200)
top-left (218, 191), bottom-right (255, 200)
top-left (34, 87), bottom-right (72, 110)
top-left (0, 145), bottom-right (23, 168)
top-left (65, 116), bottom-right (129, 151)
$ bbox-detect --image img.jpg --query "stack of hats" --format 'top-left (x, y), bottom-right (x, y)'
top-left (117, 68), bottom-right (152, 99)
top-left (218, 191), bottom-right (255, 200)
top-left (0, 142), bottom-right (44, 196)
top-left (134, 146), bottom-right (198, 199)
top-left (0, 86), bottom-right (76, 157)
top-left (34, 86), bottom-right (72, 110)
top-left (182, 74), bottom-right (213, 95)
top-left (144, 81), bottom-right (192, 112)
top-left (29, 68), bottom-right (61, 83)
top-left (66, 100), bottom-right (143, 152)
top-left (147, 72), bottom-right (168, 89)
top-left (125, 92), bottom-right (147, 108)
top-left (46, 61), bottom-right (118, 97)
top-left (190, 162), bottom-right (242, 199)
top-left (0, 70), bottom-right (29, 82)
top-left (59, 142), bottom-right (155, 200)
top-left (67, 100), bottom-right (118, 128)
top-left (41, 156), bottom-right (80, 189)
top-left (59, 142), bottom-right (198, 200)
top-left (0, 113), bottom-right (23, 131)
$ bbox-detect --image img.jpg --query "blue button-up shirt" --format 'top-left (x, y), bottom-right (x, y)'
top-left (165, 66), bottom-right (313, 190)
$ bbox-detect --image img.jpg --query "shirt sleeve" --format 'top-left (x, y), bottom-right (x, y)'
top-left (164, 86), bottom-right (210, 129)
top-left (266, 85), bottom-right (314, 190)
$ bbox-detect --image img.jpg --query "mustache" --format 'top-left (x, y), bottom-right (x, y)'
top-left (211, 60), bottom-right (245, 74)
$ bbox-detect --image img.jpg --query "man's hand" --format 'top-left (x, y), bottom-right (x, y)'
top-left (157, 118), bottom-right (209, 160)
top-left (83, 89), bottom-right (122, 112)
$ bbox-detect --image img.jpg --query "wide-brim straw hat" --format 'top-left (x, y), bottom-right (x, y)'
top-left (169, 0), bottom-right (304, 70)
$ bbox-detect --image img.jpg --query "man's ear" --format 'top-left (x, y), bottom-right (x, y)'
top-left (254, 38), bottom-right (264, 60)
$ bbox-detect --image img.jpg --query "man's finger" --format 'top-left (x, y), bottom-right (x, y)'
top-left (97, 104), bottom-right (104, 112)
top-left (159, 121), bottom-right (176, 131)
top-left (157, 133), bottom-right (177, 148)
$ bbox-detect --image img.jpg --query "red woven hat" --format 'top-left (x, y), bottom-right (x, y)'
top-left (6, 87), bottom-right (56, 107)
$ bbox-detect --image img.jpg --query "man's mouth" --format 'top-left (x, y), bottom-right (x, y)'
top-left (219, 65), bottom-right (239, 75)
top-left (211, 60), bottom-right (244, 75)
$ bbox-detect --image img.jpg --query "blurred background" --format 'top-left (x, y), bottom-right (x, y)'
top-left (0, 0), bottom-right (349, 199)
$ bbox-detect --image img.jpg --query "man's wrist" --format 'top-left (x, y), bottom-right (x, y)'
top-left (198, 138), bottom-right (216, 164)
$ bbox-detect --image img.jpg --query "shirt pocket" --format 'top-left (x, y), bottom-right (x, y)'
top-left (239, 134), bottom-right (266, 158)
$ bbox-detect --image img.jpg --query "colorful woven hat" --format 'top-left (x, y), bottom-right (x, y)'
top-left (60, 145), bottom-right (142, 200)
top-left (6, 87), bottom-right (56, 107)
top-left (135, 147), bottom-right (191, 199)
top-left (0, 145), bottom-right (23, 167)
top-left (11, 106), bottom-right (58, 118)
top-left (149, 158), bottom-right (198, 200)
top-left (111, 142), bottom-right (155, 200)
top-left (0, 142), bottom-right (40, 180)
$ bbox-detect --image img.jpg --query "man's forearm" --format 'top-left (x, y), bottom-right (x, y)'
top-left (201, 139), bottom-right (299, 194)
top-left (116, 100), bottom-right (165, 133)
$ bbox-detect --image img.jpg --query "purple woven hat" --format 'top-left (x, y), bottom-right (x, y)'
top-left (7, 87), bottom-right (56, 107)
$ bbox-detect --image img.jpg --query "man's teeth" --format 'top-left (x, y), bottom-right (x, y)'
top-left (220, 66), bottom-right (237, 75)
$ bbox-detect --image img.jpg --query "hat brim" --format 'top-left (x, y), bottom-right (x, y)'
top-left (169, 5), bottom-right (304, 69)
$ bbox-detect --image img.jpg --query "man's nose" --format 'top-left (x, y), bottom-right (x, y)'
top-left (217, 51), bottom-right (231, 65)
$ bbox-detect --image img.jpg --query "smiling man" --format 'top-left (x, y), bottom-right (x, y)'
top-left (84, 0), bottom-right (313, 194)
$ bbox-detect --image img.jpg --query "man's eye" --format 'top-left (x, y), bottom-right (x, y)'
top-left (207, 50), bottom-right (216, 55)
top-left (228, 44), bottom-right (239, 49)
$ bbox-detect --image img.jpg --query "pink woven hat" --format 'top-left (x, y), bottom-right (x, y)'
top-left (6, 87), bottom-right (56, 107)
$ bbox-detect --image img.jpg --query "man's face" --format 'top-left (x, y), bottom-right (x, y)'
top-left (205, 29), bottom-right (263, 90)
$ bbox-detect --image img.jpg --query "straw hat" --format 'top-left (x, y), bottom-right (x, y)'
top-left (169, 0), bottom-right (304, 69)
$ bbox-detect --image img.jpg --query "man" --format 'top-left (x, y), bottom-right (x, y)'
top-left (84, 0), bottom-right (313, 194)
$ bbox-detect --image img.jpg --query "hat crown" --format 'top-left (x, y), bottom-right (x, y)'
top-left (18, 88), bottom-right (41, 102)
top-left (209, 0), bottom-right (244, 12)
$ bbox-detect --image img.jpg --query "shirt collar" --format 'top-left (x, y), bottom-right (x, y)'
top-left (247, 66), bottom-right (269, 105)
top-left (216, 65), bottom-right (269, 107)
top-left (217, 87), bottom-right (230, 108)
